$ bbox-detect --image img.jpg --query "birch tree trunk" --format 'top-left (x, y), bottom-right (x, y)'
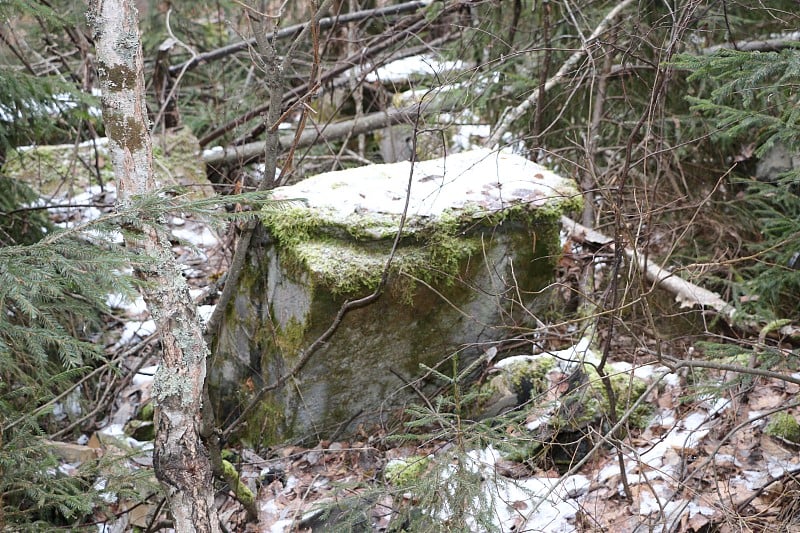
top-left (88, 1), bottom-right (221, 531)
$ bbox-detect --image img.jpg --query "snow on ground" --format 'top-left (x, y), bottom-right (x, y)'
top-left (458, 446), bottom-right (588, 532)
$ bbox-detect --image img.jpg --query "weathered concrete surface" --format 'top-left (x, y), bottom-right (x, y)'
top-left (211, 148), bottom-right (580, 444)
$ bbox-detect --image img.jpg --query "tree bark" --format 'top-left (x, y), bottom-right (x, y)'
top-left (88, 1), bottom-right (220, 531)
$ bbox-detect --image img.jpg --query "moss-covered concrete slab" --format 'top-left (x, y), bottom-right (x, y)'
top-left (2, 128), bottom-right (211, 198)
top-left (474, 339), bottom-right (652, 465)
top-left (211, 149), bottom-right (580, 444)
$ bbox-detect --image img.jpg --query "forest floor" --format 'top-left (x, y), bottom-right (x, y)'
top-left (47, 177), bottom-right (800, 533)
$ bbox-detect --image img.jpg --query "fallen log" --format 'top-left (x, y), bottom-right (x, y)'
top-left (202, 98), bottom-right (456, 167)
top-left (560, 215), bottom-right (800, 341)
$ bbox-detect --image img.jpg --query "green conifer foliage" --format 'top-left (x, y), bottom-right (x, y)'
top-left (677, 48), bottom-right (800, 318)
top-left (0, 230), bottom-right (144, 526)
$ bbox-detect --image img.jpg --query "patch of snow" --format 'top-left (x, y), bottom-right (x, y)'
top-left (451, 124), bottom-right (490, 151)
top-left (203, 145), bottom-right (224, 159)
top-left (106, 292), bottom-right (147, 315)
top-left (133, 365), bottom-right (158, 387)
top-left (742, 469), bottom-right (769, 490)
top-left (682, 411), bottom-right (710, 432)
top-left (100, 424), bottom-right (126, 437)
top-left (548, 337), bottom-right (599, 366)
top-left (69, 184), bottom-right (107, 204)
top-left (58, 463), bottom-right (79, 476)
top-left (93, 477), bottom-right (117, 503)
top-left (767, 456), bottom-right (799, 478)
top-left (562, 475), bottom-right (590, 498)
top-left (635, 364), bottom-right (674, 382)
top-left (712, 453), bottom-right (736, 467)
top-left (687, 500), bottom-right (716, 517)
top-left (652, 409), bottom-right (676, 427)
top-left (172, 226), bottom-right (219, 247)
top-left (636, 407), bottom-right (716, 480)
top-left (430, 447), bottom-right (584, 532)
top-left (362, 55), bottom-right (465, 84)
top-left (98, 423), bottom-right (153, 452)
top-left (525, 410), bottom-right (556, 431)
top-left (494, 354), bottom-right (537, 368)
top-left (1, 92), bottom-right (102, 123)
top-left (114, 320), bottom-right (157, 348)
top-left (52, 386), bottom-right (83, 421)
top-left (84, 206), bottom-right (103, 222)
top-left (663, 369), bottom-right (686, 388)
top-left (284, 475), bottom-right (299, 492)
top-left (639, 485), bottom-right (675, 515)
top-left (703, 396), bottom-right (731, 416)
top-left (84, 227), bottom-right (124, 244)
top-left (18, 136), bottom-right (109, 153)
top-left (269, 519), bottom-right (294, 533)
top-left (270, 148), bottom-right (577, 237)
top-left (598, 462), bottom-right (622, 483)
top-left (614, 361), bottom-right (634, 373)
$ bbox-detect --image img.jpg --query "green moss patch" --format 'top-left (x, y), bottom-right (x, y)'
top-left (384, 455), bottom-right (431, 488)
top-left (3, 128), bottom-right (210, 198)
top-left (766, 412), bottom-right (800, 443)
top-left (261, 205), bottom-right (485, 298)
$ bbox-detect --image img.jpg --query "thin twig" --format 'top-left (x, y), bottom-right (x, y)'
top-left (487, 0), bottom-right (635, 147)
top-left (167, 1), bottom-right (431, 76)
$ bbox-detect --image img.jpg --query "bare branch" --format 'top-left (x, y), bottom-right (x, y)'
top-left (202, 98), bottom-right (456, 166)
top-left (701, 31), bottom-right (800, 54)
top-left (167, 0), bottom-right (432, 76)
top-left (561, 215), bottom-right (800, 341)
top-left (487, 0), bottom-right (636, 147)
top-left (198, 11), bottom-right (432, 147)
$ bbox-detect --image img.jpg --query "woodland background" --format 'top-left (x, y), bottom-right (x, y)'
top-left (1, 0), bottom-right (799, 531)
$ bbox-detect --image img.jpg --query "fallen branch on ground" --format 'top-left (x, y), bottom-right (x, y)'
top-left (560, 215), bottom-right (800, 341)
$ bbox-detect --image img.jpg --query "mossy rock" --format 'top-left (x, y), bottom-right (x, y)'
top-left (125, 419), bottom-right (155, 442)
top-left (576, 364), bottom-right (651, 430)
top-left (384, 456), bottom-right (431, 488)
top-left (138, 401), bottom-right (154, 422)
top-left (211, 149), bottom-right (580, 442)
top-left (474, 343), bottom-right (652, 465)
top-left (765, 412), bottom-right (800, 443)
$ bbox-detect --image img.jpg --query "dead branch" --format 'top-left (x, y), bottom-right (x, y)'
top-left (487, 0), bottom-right (635, 147)
top-left (701, 31), bottom-right (800, 54)
top-left (561, 216), bottom-right (800, 340)
top-left (198, 11), bottom-right (433, 147)
top-left (202, 98), bottom-right (456, 167)
top-left (167, 0), bottom-right (432, 76)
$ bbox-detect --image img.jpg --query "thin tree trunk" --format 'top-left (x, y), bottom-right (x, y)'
top-left (88, 1), bottom-right (220, 531)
